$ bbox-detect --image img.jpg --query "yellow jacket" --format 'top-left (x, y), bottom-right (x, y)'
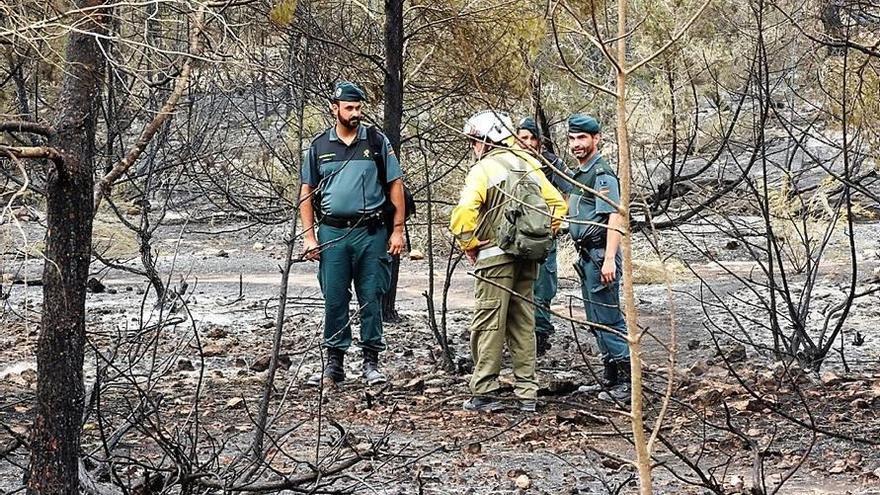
top-left (450, 145), bottom-right (567, 258)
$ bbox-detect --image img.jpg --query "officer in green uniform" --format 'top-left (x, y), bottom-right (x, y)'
top-left (565, 114), bottom-right (630, 402)
top-left (299, 81), bottom-right (406, 387)
top-left (515, 117), bottom-right (572, 356)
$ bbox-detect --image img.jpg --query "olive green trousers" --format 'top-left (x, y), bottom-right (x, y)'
top-left (469, 259), bottom-right (539, 399)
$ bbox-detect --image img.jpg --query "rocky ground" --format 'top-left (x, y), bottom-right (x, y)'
top-left (1, 215), bottom-right (879, 494)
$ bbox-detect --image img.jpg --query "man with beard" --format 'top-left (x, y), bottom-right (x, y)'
top-left (565, 114), bottom-right (630, 402)
top-left (300, 81), bottom-right (406, 388)
top-left (515, 117), bottom-right (572, 357)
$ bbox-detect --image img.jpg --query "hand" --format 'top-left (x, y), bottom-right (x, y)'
top-left (302, 237), bottom-right (320, 261)
top-left (600, 258), bottom-right (617, 285)
top-left (387, 230), bottom-right (405, 256)
top-left (465, 240), bottom-right (490, 264)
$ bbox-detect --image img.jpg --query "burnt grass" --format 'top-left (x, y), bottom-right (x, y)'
top-left (1, 219), bottom-right (879, 494)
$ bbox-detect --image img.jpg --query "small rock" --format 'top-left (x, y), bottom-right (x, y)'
top-left (125, 286), bottom-right (133, 292)
top-left (720, 343), bottom-right (746, 363)
top-left (202, 344), bottom-right (225, 358)
top-left (234, 358), bottom-right (248, 368)
top-left (12, 206), bottom-right (36, 221)
top-left (829, 459), bottom-right (847, 474)
top-left (106, 287), bottom-right (118, 294)
top-left (177, 359), bottom-right (195, 372)
top-left (250, 354), bottom-right (291, 372)
top-left (465, 442), bottom-right (481, 454)
top-left (19, 369), bottom-right (37, 387)
top-left (424, 378), bottom-right (446, 387)
top-left (820, 371), bottom-right (843, 387)
top-left (757, 370), bottom-right (776, 387)
top-left (695, 388), bottom-right (723, 406)
top-left (409, 249), bottom-right (425, 260)
top-left (260, 320), bottom-right (275, 329)
top-left (688, 359), bottom-right (708, 376)
top-left (724, 240), bottom-right (740, 250)
top-left (687, 338), bottom-right (701, 350)
top-left (252, 242), bottom-right (266, 251)
top-left (86, 277), bottom-right (106, 293)
top-left (402, 377), bottom-right (425, 391)
top-left (541, 379), bottom-right (578, 395)
top-left (727, 474), bottom-right (744, 491)
top-left (205, 327), bottom-right (228, 339)
top-left (846, 451), bottom-right (862, 467)
top-left (226, 397), bottom-right (244, 409)
top-left (216, 249), bottom-right (229, 258)
top-left (514, 474), bottom-right (531, 489)
top-left (600, 457), bottom-right (624, 470)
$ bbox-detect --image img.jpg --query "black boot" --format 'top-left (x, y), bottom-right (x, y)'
top-left (536, 333), bottom-right (552, 357)
top-left (361, 349), bottom-right (387, 385)
top-left (579, 359), bottom-right (617, 393)
top-left (306, 348), bottom-right (345, 387)
top-left (598, 360), bottom-right (631, 402)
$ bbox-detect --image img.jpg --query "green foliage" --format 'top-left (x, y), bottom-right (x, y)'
top-left (269, 0), bottom-right (298, 27)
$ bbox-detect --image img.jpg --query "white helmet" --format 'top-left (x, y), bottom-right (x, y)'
top-left (463, 110), bottom-right (514, 144)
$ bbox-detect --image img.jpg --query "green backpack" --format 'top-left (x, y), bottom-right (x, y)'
top-left (494, 155), bottom-right (554, 262)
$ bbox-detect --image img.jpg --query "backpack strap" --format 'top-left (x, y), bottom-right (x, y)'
top-left (366, 125), bottom-right (388, 187)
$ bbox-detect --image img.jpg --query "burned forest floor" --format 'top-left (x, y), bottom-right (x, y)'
top-left (2, 214), bottom-right (880, 494)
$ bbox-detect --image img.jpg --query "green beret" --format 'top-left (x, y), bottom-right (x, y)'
top-left (568, 114), bottom-right (601, 134)
top-left (332, 81), bottom-right (366, 102)
top-left (516, 117), bottom-right (541, 139)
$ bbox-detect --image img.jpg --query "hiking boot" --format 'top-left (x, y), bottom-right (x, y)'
top-left (462, 395), bottom-right (504, 413)
top-left (536, 333), bottom-right (552, 357)
top-left (306, 348), bottom-right (345, 387)
top-left (598, 361), bottom-right (631, 403)
top-left (519, 399), bottom-right (537, 412)
top-left (578, 359), bottom-right (617, 393)
top-left (361, 349), bottom-right (387, 386)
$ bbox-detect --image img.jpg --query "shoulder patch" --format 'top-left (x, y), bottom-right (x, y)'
top-left (596, 165), bottom-right (614, 176)
top-left (309, 128), bottom-right (331, 143)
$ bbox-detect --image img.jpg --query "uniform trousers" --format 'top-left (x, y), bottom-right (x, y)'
top-left (317, 224), bottom-right (390, 351)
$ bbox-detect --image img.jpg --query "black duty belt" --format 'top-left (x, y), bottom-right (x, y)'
top-left (574, 238), bottom-right (602, 252)
top-left (321, 212), bottom-right (384, 230)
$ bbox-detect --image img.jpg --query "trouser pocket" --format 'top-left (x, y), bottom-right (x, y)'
top-left (470, 298), bottom-right (501, 332)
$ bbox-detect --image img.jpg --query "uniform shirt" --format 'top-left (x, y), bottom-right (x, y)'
top-left (301, 125), bottom-right (402, 218)
top-left (567, 153), bottom-right (620, 244)
top-left (540, 150), bottom-right (573, 195)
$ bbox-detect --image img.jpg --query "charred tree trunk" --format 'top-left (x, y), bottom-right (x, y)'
top-left (27, 1), bottom-right (106, 493)
top-left (821, 1), bottom-right (846, 56)
top-left (381, 0), bottom-right (405, 322)
top-left (530, 72), bottom-right (554, 154)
